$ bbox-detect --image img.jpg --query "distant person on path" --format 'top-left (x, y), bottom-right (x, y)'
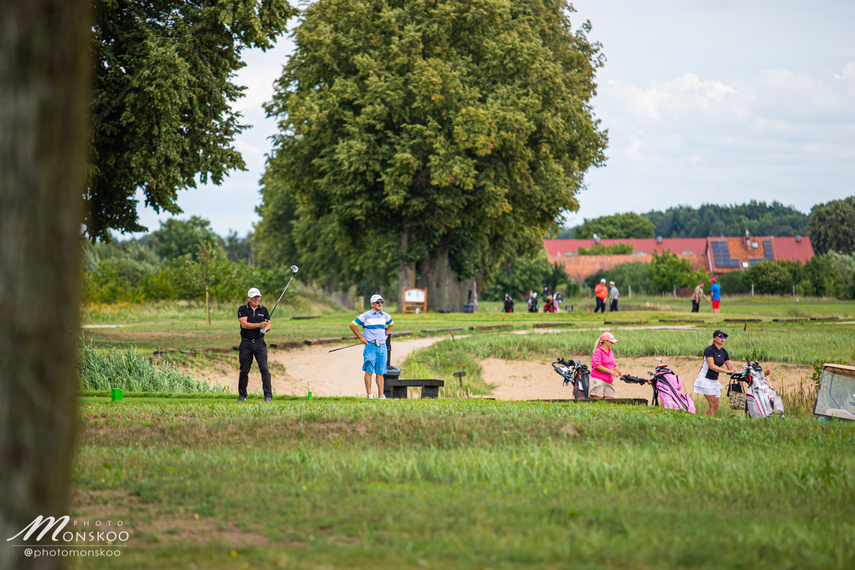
top-left (590, 332), bottom-right (622, 400)
top-left (349, 294), bottom-right (394, 399)
top-left (594, 279), bottom-right (608, 313)
top-left (237, 287), bottom-right (272, 402)
top-left (693, 330), bottom-right (736, 416)
top-left (710, 278), bottom-right (721, 313)
top-left (691, 281), bottom-right (709, 312)
top-left (608, 281), bottom-right (620, 312)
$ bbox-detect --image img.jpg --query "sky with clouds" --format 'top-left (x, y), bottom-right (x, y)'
top-left (133, 0), bottom-right (855, 238)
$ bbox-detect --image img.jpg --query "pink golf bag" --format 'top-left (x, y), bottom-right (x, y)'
top-left (651, 362), bottom-right (696, 413)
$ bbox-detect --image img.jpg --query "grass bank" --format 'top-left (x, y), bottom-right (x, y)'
top-left (414, 327), bottom-right (855, 366)
top-left (73, 397), bottom-right (854, 569)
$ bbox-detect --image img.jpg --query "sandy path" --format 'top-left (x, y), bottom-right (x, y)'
top-left (201, 337), bottom-right (443, 397)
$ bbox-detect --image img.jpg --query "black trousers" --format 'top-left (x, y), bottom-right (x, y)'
top-left (594, 298), bottom-right (606, 313)
top-left (610, 299), bottom-right (619, 312)
top-left (691, 300), bottom-right (700, 312)
top-left (238, 340), bottom-right (271, 398)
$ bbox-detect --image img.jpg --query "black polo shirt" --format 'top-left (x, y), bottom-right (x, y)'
top-left (238, 303), bottom-right (269, 340)
top-left (703, 345), bottom-right (730, 380)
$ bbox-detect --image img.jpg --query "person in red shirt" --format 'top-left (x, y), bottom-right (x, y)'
top-left (590, 332), bottom-right (622, 400)
top-left (594, 279), bottom-right (608, 313)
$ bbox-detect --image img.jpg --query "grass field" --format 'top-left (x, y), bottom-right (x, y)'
top-left (72, 396), bottom-right (855, 569)
top-left (69, 297), bottom-right (855, 568)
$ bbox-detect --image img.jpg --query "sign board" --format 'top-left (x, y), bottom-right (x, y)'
top-left (814, 364), bottom-right (855, 421)
top-left (402, 288), bottom-right (427, 313)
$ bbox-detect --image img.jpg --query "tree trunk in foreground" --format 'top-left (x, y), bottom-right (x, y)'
top-left (0, 1), bottom-right (91, 568)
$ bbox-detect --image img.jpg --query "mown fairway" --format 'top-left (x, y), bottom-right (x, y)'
top-left (80, 295), bottom-right (855, 352)
top-left (73, 396), bottom-right (854, 569)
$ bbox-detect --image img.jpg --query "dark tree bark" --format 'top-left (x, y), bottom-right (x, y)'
top-left (0, 1), bottom-right (91, 568)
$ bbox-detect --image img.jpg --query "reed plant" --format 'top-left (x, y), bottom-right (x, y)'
top-left (80, 340), bottom-right (220, 393)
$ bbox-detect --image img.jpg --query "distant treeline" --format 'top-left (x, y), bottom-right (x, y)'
top-left (559, 201), bottom-right (809, 239)
top-left (642, 201), bottom-right (808, 238)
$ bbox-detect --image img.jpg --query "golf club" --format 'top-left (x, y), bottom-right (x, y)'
top-left (328, 342), bottom-right (363, 353)
top-left (262, 265), bottom-right (299, 334)
top-left (328, 335), bottom-right (388, 353)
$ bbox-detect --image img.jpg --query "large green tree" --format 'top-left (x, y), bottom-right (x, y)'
top-left (86, 0), bottom-right (295, 240)
top-left (261, 0), bottom-right (606, 311)
top-left (573, 212), bottom-right (655, 239)
top-left (648, 249), bottom-right (707, 293)
top-left (808, 196), bottom-right (855, 255)
top-left (147, 216), bottom-right (221, 261)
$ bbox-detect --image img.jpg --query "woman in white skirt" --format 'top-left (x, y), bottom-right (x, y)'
top-left (694, 330), bottom-right (736, 416)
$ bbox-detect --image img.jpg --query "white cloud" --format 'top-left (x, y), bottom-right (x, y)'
top-left (833, 61), bottom-right (855, 80)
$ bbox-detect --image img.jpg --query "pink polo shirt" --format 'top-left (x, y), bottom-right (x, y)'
top-left (591, 345), bottom-right (616, 383)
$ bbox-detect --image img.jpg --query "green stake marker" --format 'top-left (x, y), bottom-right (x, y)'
top-left (111, 388), bottom-right (123, 401)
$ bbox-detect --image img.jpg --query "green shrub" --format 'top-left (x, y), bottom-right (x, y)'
top-left (578, 243), bottom-right (633, 255)
top-left (584, 262), bottom-right (657, 295)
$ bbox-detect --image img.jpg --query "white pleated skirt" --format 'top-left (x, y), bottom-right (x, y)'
top-left (694, 358), bottom-right (723, 396)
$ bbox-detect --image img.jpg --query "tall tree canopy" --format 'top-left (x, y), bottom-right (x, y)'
top-left (86, 0), bottom-right (296, 240)
top-left (808, 196), bottom-right (855, 255)
top-left (260, 0), bottom-right (607, 311)
top-left (573, 212), bottom-right (655, 239)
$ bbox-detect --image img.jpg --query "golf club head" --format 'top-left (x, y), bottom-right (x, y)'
top-left (290, 265), bottom-right (299, 273)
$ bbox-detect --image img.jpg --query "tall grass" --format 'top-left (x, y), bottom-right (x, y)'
top-left (80, 340), bottom-right (220, 393)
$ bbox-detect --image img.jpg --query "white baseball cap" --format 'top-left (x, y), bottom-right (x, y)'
top-left (370, 294), bottom-right (384, 304)
top-left (600, 279), bottom-right (606, 283)
top-left (247, 287), bottom-right (262, 298)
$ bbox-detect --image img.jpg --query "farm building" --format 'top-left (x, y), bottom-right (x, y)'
top-left (543, 234), bottom-right (814, 282)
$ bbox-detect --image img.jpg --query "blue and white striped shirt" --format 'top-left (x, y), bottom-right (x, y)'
top-left (353, 309), bottom-right (393, 343)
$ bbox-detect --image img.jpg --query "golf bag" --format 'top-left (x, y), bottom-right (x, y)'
top-left (552, 357), bottom-right (590, 400)
top-left (649, 362), bottom-right (696, 413)
top-left (528, 298), bottom-right (539, 313)
top-left (732, 361), bottom-right (784, 418)
top-left (503, 296), bottom-right (514, 313)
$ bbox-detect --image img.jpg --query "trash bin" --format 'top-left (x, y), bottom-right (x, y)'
top-left (383, 366), bottom-right (401, 399)
top-left (463, 303), bottom-right (475, 313)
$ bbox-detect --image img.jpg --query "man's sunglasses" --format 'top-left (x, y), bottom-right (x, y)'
top-left (374, 300), bottom-right (384, 304)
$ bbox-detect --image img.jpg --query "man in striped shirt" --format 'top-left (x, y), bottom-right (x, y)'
top-left (349, 294), bottom-right (395, 399)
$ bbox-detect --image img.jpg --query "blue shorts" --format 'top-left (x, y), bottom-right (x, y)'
top-left (362, 342), bottom-right (388, 375)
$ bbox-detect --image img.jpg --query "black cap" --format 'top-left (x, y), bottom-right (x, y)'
top-left (713, 330), bottom-right (728, 339)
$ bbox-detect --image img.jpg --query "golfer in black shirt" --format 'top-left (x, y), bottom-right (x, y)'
top-left (237, 287), bottom-right (272, 402)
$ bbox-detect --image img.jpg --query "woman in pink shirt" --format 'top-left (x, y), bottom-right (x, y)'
top-left (590, 332), bottom-right (622, 400)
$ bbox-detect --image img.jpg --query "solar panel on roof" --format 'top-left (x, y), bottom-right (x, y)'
top-left (710, 241), bottom-right (741, 269)
top-left (763, 239), bottom-right (775, 261)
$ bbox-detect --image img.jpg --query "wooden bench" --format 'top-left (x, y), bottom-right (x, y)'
top-left (383, 378), bottom-right (445, 399)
